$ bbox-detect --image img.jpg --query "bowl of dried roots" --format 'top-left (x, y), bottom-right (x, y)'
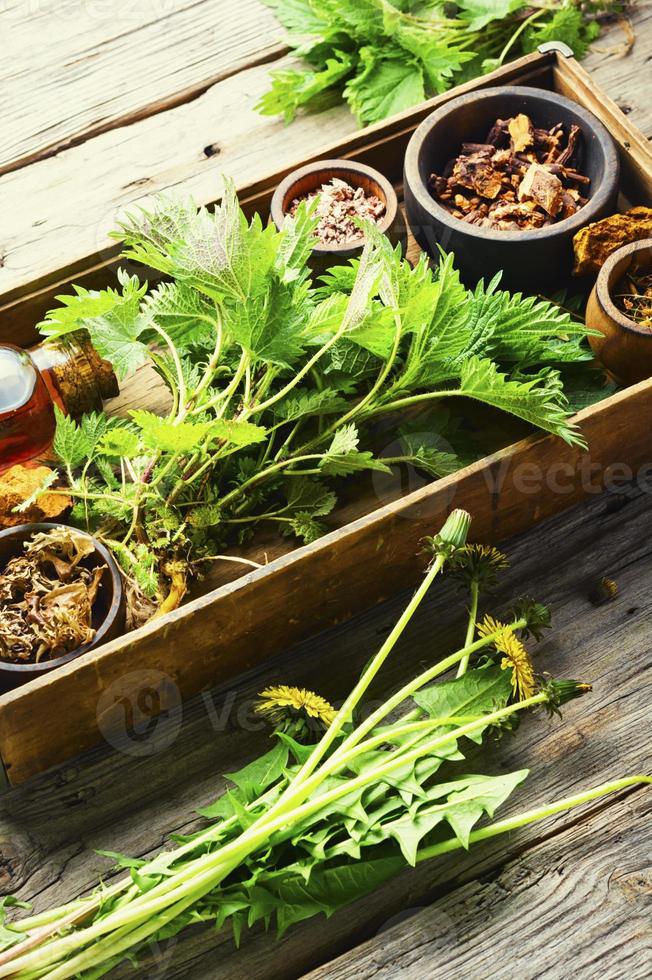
top-left (0, 523), bottom-right (124, 688)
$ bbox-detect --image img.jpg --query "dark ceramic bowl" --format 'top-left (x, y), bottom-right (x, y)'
top-left (0, 523), bottom-right (124, 690)
top-left (404, 86), bottom-right (620, 291)
top-left (270, 159), bottom-right (406, 276)
top-left (586, 239), bottom-right (652, 385)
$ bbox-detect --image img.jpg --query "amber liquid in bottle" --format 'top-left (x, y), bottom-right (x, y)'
top-left (0, 346), bottom-right (57, 469)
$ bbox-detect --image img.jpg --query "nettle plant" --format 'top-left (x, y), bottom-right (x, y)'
top-left (38, 180), bottom-right (592, 620)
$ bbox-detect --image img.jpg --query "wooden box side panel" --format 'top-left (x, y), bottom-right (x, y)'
top-left (1, 378), bottom-right (652, 784)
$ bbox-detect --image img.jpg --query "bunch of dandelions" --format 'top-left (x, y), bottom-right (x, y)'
top-left (0, 510), bottom-right (649, 978)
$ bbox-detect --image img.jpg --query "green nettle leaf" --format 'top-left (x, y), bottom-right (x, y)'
top-left (259, 0), bottom-right (608, 129)
top-left (98, 428), bottom-right (141, 458)
top-left (130, 411), bottom-right (215, 454)
top-left (274, 388), bottom-right (348, 423)
top-left (115, 195), bottom-right (198, 274)
top-left (345, 47), bottom-right (426, 124)
top-left (210, 419), bottom-right (267, 448)
top-left (455, 357), bottom-right (583, 446)
top-left (42, 270), bottom-right (149, 381)
top-left (276, 200), bottom-right (320, 282)
top-left (172, 180), bottom-right (279, 304)
top-left (257, 51), bottom-right (353, 123)
top-left (53, 406), bottom-right (92, 470)
top-left (142, 281), bottom-right (217, 349)
top-left (284, 478), bottom-right (337, 519)
top-left (320, 424), bottom-right (391, 477)
top-left (457, 0), bottom-right (526, 32)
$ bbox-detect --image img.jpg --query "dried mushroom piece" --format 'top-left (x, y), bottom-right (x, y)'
top-left (429, 114), bottom-right (589, 231)
top-left (0, 527), bottom-right (105, 665)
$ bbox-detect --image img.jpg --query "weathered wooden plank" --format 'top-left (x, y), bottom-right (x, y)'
top-left (0, 0), bottom-right (285, 175)
top-left (0, 479), bottom-right (650, 978)
top-left (1, 10), bottom-right (650, 310)
top-left (302, 792), bottom-right (652, 980)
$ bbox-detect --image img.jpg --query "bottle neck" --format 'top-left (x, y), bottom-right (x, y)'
top-left (29, 332), bottom-right (119, 419)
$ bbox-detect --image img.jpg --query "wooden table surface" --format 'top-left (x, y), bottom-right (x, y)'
top-left (1, 3), bottom-right (651, 978)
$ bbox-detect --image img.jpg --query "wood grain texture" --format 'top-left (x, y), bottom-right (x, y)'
top-left (0, 0), bottom-right (285, 175)
top-left (0, 479), bottom-right (650, 978)
top-left (1, 8), bottom-right (650, 309)
top-left (303, 793), bottom-right (652, 980)
top-left (3, 369), bottom-right (652, 785)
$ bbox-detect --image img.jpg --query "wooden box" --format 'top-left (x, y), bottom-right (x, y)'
top-left (2, 46), bottom-right (652, 787)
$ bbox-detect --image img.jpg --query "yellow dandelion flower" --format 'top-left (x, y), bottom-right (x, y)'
top-left (477, 614), bottom-right (508, 639)
top-left (477, 615), bottom-right (536, 701)
top-left (496, 631), bottom-right (536, 701)
top-left (255, 685), bottom-right (337, 729)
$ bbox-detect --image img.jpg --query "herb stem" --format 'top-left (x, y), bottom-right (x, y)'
top-left (416, 775), bottom-right (652, 862)
top-left (457, 579), bottom-right (479, 677)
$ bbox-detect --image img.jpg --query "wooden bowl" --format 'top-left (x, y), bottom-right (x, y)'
top-left (404, 86), bottom-right (620, 291)
top-left (270, 159), bottom-right (405, 276)
top-left (586, 239), bottom-right (652, 385)
top-left (0, 523), bottom-right (124, 690)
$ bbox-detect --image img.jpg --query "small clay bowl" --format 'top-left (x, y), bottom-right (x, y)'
top-left (586, 239), bottom-right (652, 385)
top-left (270, 159), bottom-right (405, 276)
top-left (404, 86), bottom-right (620, 291)
top-left (0, 523), bottom-right (124, 691)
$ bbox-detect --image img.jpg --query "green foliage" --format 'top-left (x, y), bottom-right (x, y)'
top-left (257, 0), bottom-right (613, 126)
top-left (0, 512), bottom-right (615, 971)
top-left (40, 186), bottom-right (598, 606)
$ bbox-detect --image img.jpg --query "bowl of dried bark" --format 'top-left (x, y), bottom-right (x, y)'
top-left (270, 159), bottom-right (405, 275)
top-left (0, 523), bottom-right (124, 689)
top-left (404, 86), bottom-right (619, 291)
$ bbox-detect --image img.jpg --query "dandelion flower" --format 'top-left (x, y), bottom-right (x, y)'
top-left (255, 685), bottom-right (337, 740)
top-left (452, 544), bottom-right (508, 587)
top-left (478, 615), bottom-right (536, 701)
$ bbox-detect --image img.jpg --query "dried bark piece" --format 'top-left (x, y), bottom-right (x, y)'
top-left (518, 162), bottom-right (564, 217)
top-left (508, 114), bottom-right (534, 153)
top-left (429, 113), bottom-right (589, 232)
top-left (572, 207), bottom-right (652, 276)
top-left (0, 464), bottom-right (71, 529)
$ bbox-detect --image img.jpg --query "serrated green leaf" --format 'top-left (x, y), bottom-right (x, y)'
top-left (130, 411), bottom-right (214, 454)
top-left (457, 0), bottom-right (526, 31)
top-left (384, 770), bottom-right (528, 863)
top-left (454, 357), bottom-right (583, 446)
top-left (98, 428), bottom-right (141, 457)
top-left (142, 281), bottom-right (217, 349)
top-left (320, 424), bottom-right (391, 477)
top-left (344, 47), bottom-right (425, 124)
top-left (211, 418), bottom-right (267, 447)
top-left (52, 406), bottom-right (90, 470)
top-left (225, 741), bottom-right (289, 803)
top-left (256, 51), bottom-right (353, 123)
top-left (414, 664), bottom-right (513, 744)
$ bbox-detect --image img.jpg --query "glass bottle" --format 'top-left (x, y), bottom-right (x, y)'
top-left (0, 333), bottom-right (118, 470)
